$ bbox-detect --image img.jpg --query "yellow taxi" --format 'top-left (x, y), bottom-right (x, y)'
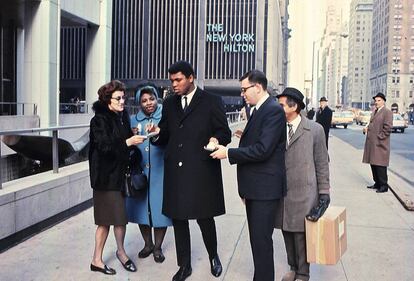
top-left (331, 111), bottom-right (354, 129)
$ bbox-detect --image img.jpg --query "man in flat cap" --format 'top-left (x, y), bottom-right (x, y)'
top-left (315, 96), bottom-right (333, 149)
top-left (275, 87), bottom-right (330, 281)
top-left (363, 93), bottom-right (393, 193)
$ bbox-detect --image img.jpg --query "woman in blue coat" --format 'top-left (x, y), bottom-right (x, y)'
top-left (126, 84), bottom-right (172, 263)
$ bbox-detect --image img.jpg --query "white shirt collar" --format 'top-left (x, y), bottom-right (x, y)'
top-left (287, 114), bottom-right (302, 133)
top-left (182, 86), bottom-right (197, 107)
top-left (252, 92), bottom-right (270, 111)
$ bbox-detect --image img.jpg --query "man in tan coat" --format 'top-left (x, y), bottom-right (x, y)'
top-left (275, 87), bottom-right (331, 281)
top-left (363, 92), bottom-right (393, 193)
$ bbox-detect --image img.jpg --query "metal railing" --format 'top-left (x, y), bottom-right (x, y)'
top-left (59, 102), bottom-right (89, 114)
top-left (226, 111), bottom-right (244, 124)
top-left (0, 102), bottom-right (38, 115)
top-left (0, 124), bottom-right (90, 189)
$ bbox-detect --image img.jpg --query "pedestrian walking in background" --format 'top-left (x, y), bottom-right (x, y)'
top-left (315, 97), bottom-right (333, 149)
top-left (306, 107), bottom-right (315, 120)
top-left (148, 61), bottom-right (232, 281)
top-left (89, 80), bottom-right (145, 275)
top-left (363, 92), bottom-right (393, 193)
top-left (211, 70), bottom-right (287, 281)
top-left (126, 84), bottom-right (172, 264)
top-left (275, 87), bottom-right (331, 281)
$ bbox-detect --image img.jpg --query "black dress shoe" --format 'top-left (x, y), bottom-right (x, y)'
top-left (116, 252), bottom-right (137, 272)
top-left (376, 186), bottom-right (389, 193)
top-left (367, 184), bottom-right (379, 189)
top-left (172, 265), bottom-right (192, 281)
top-left (90, 264), bottom-right (116, 275)
top-left (153, 248), bottom-right (165, 263)
top-left (138, 244), bottom-right (154, 258)
top-left (210, 255), bottom-right (222, 277)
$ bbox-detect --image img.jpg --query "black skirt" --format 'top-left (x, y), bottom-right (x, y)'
top-left (93, 190), bottom-right (127, 226)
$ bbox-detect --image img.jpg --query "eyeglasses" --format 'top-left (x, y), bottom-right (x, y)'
top-left (240, 84), bottom-right (255, 93)
top-left (111, 96), bottom-right (126, 102)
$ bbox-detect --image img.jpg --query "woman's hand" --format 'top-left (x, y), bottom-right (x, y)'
top-left (126, 135), bottom-right (146, 146)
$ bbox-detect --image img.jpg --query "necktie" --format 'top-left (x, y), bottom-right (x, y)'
top-left (183, 96), bottom-right (188, 111)
top-left (288, 123), bottom-right (294, 145)
top-left (250, 107), bottom-right (257, 119)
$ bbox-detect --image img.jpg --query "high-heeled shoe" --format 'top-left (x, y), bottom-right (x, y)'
top-left (90, 263), bottom-right (116, 275)
top-left (116, 252), bottom-right (137, 272)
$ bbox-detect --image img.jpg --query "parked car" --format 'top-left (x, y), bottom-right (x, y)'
top-left (392, 113), bottom-right (408, 133)
top-left (355, 111), bottom-right (372, 126)
top-left (331, 111), bottom-right (354, 128)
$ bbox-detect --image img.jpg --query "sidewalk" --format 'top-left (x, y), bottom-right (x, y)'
top-left (0, 135), bottom-right (413, 281)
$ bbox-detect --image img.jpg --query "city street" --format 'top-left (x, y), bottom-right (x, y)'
top-left (330, 123), bottom-right (414, 186)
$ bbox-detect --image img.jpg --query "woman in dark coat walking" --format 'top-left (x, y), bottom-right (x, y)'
top-left (89, 80), bottom-right (145, 275)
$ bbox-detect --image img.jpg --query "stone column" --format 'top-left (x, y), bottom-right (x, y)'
top-left (23, 0), bottom-right (60, 127)
top-left (85, 0), bottom-right (112, 108)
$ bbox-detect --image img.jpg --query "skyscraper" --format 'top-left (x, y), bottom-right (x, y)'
top-left (347, 0), bottom-right (373, 109)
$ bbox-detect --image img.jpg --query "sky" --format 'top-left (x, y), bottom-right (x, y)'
top-left (287, 0), bottom-right (350, 105)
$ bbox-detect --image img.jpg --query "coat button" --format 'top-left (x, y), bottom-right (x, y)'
top-left (145, 163), bottom-right (150, 169)
top-left (179, 124), bottom-right (184, 128)
top-left (178, 162), bottom-right (183, 167)
top-left (145, 146), bottom-right (149, 151)
top-left (178, 143), bottom-right (183, 148)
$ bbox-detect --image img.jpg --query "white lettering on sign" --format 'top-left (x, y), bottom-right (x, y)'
top-left (206, 23), bottom-right (255, 53)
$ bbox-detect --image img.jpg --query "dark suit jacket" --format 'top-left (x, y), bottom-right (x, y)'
top-left (228, 97), bottom-right (287, 200)
top-left (155, 88), bottom-right (232, 219)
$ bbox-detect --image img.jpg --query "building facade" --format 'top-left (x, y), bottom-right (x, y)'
top-left (370, 0), bottom-right (414, 112)
top-left (347, 0), bottom-right (373, 110)
top-left (111, 0), bottom-right (285, 98)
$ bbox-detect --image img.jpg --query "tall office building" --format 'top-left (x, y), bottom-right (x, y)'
top-left (111, 0), bottom-right (285, 98)
top-left (318, 2), bottom-right (350, 107)
top-left (370, 0), bottom-right (414, 112)
top-left (347, 0), bottom-right (373, 109)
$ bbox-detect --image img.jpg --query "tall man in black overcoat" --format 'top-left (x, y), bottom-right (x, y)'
top-left (211, 70), bottom-right (287, 281)
top-left (315, 96), bottom-right (333, 149)
top-left (150, 61), bottom-right (231, 281)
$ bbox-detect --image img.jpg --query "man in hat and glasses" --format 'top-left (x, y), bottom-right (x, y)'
top-left (363, 93), bottom-right (393, 193)
top-left (275, 87), bottom-right (331, 281)
top-left (315, 96), bottom-right (333, 149)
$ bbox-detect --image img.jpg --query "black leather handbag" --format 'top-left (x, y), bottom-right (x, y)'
top-left (124, 166), bottom-right (148, 197)
top-left (123, 148), bottom-right (148, 197)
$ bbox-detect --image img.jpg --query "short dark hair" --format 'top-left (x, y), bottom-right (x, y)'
top-left (285, 96), bottom-right (302, 113)
top-left (97, 80), bottom-right (126, 104)
top-left (239, 70), bottom-right (268, 91)
top-left (168, 60), bottom-right (195, 78)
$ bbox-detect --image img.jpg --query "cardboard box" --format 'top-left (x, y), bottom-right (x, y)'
top-left (305, 206), bottom-right (347, 265)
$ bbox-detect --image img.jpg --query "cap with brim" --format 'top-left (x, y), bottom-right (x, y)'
top-left (372, 92), bottom-right (386, 102)
top-left (276, 87), bottom-right (305, 109)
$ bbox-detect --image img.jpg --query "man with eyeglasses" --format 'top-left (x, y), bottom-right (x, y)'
top-left (211, 70), bottom-right (287, 281)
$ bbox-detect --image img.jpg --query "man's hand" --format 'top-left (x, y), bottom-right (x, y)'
top-left (210, 145), bottom-right (227, 159)
top-left (306, 194), bottom-right (330, 222)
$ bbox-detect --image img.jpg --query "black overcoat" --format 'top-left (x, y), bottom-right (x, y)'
top-left (89, 101), bottom-right (133, 191)
top-left (155, 88), bottom-right (232, 220)
top-left (315, 106), bottom-right (333, 145)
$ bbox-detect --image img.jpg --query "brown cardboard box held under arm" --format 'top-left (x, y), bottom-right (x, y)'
top-left (305, 206), bottom-right (347, 265)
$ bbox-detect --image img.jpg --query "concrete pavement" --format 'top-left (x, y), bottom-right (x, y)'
top-left (0, 134), bottom-right (413, 281)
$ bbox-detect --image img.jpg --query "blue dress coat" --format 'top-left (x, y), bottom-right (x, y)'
top-left (125, 105), bottom-right (172, 227)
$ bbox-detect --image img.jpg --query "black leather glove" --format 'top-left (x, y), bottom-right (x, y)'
top-left (306, 194), bottom-right (330, 222)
